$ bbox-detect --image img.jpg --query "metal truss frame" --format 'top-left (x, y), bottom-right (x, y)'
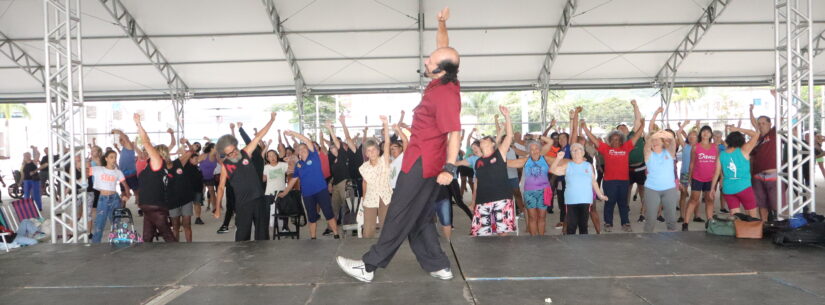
top-left (774, 0), bottom-right (816, 217)
top-left (655, 0), bottom-right (730, 123)
top-left (44, 0), bottom-right (88, 243)
top-left (538, 0), bottom-right (577, 128)
top-left (97, 0), bottom-right (189, 137)
top-left (263, 0), bottom-right (307, 133)
top-left (0, 31), bottom-right (45, 86)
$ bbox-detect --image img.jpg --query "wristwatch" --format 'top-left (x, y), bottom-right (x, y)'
top-left (442, 163), bottom-right (457, 178)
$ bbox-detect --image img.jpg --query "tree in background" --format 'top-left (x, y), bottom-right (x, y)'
top-left (269, 95), bottom-right (342, 132)
top-left (461, 92), bottom-right (499, 135)
top-left (0, 103), bottom-right (30, 127)
top-left (670, 87), bottom-right (705, 119)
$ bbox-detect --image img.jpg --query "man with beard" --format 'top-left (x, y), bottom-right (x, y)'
top-left (212, 112), bottom-right (277, 241)
top-left (336, 7), bottom-right (461, 283)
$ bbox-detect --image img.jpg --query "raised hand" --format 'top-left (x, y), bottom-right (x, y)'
top-left (379, 115), bottom-right (388, 124)
top-left (656, 107), bottom-right (664, 114)
top-left (270, 112), bottom-right (277, 121)
top-left (575, 106), bottom-right (583, 114)
top-left (338, 114), bottom-right (346, 124)
top-left (631, 99), bottom-right (638, 107)
top-left (436, 6), bottom-right (450, 22)
top-left (749, 104), bottom-right (754, 111)
top-left (499, 105), bottom-right (510, 117)
top-left (557, 151), bottom-right (566, 159)
top-left (133, 113), bottom-right (141, 125)
top-left (166, 128), bottom-right (174, 134)
top-left (229, 123), bottom-right (235, 129)
top-left (237, 122), bottom-right (243, 128)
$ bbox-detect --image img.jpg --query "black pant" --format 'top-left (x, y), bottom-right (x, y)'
top-left (553, 175), bottom-right (567, 222)
top-left (565, 204), bottom-right (589, 235)
top-left (362, 158), bottom-right (451, 273)
top-left (235, 197), bottom-right (269, 241)
top-left (222, 185), bottom-right (236, 227)
top-left (140, 204), bottom-right (176, 242)
top-left (447, 179), bottom-right (472, 219)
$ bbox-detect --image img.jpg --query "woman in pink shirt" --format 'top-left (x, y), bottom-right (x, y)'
top-left (683, 125), bottom-right (717, 231)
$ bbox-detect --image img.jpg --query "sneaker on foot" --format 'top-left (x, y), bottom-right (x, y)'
top-left (217, 226), bottom-right (229, 234)
top-left (334, 234), bottom-right (341, 239)
top-left (604, 223), bottom-right (613, 232)
top-left (430, 268), bottom-right (454, 280)
top-left (336, 257), bottom-right (374, 283)
top-left (554, 222), bottom-right (564, 229)
top-left (657, 216), bottom-right (665, 222)
top-left (720, 208), bottom-right (729, 213)
top-left (637, 215), bottom-right (646, 223)
top-left (682, 223), bottom-right (689, 231)
top-left (548, 208), bottom-right (554, 214)
top-left (322, 228), bottom-right (333, 236)
top-left (195, 217), bottom-right (205, 225)
top-left (677, 217), bottom-right (685, 223)
top-left (692, 217), bottom-right (705, 223)
top-left (622, 224), bottom-right (633, 232)
top-left (137, 209), bottom-right (144, 217)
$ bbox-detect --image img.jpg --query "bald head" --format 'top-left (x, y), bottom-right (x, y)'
top-left (425, 47), bottom-right (460, 83)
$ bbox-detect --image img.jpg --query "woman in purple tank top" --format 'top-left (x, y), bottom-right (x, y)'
top-left (198, 143), bottom-right (219, 212)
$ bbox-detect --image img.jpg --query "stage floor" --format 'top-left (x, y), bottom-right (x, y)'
top-left (1, 232), bottom-right (824, 305)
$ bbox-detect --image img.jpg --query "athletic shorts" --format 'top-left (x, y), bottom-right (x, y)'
top-left (679, 173), bottom-right (690, 188)
top-left (690, 179), bottom-right (712, 192)
top-left (470, 198), bottom-right (516, 236)
top-left (523, 189), bottom-right (547, 209)
top-left (629, 164), bottom-right (647, 185)
top-left (169, 202), bottom-right (194, 217)
top-left (458, 166), bottom-right (474, 179)
top-left (723, 187), bottom-right (756, 211)
top-left (303, 190), bottom-right (334, 223)
top-left (193, 192), bottom-right (204, 205)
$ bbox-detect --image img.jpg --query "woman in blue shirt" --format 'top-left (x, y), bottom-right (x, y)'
top-left (279, 131), bottom-right (340, 240)
top-left (550, 143), bottom-right (608, 235)
top-left (642, 124), bottom-right (680, 233)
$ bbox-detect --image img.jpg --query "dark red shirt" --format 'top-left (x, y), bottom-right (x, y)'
top-left (402, 79), bottom-right (462, 178)
top-left (751, 127), bottom-right (776, 174)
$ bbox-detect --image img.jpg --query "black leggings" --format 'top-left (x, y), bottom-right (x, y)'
top-left (552, 175), bottom-right (567, 222)
top-left (448, 179), bottom-right (472, 219)
top-left (222, 185), bottom-right (236, 227)
top-left (565, 204), bottom-right (590, 235)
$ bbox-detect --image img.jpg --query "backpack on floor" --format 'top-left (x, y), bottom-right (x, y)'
top-left (275, 190), bottom-right (306, 226)
top-left (108, 208), bottom-right (143, 244)
top-left (773, 222), bottom-right (825, 246)
top-left (706, 214), bottom-right (735, 236)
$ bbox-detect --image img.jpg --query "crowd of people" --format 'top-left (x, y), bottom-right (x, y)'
top-left (12, 94), bottom-right (820, 243)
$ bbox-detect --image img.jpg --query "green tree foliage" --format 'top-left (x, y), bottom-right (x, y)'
top-left (0, 103), bottom-right (30, 126)
top-left (269, 95), bottom-right (341, 131)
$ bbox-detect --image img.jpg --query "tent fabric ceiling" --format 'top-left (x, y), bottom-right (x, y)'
top-left (0, 0), bottom-right (823, 101)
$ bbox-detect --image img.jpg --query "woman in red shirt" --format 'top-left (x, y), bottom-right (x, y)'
top-left (581, 105), bottom-right (643, 233)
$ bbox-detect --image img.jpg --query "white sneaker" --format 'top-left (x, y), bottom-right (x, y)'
top-left (429, 268), bottom-right (454, 280)
top-left (336, 256), bottom-right (373, 283)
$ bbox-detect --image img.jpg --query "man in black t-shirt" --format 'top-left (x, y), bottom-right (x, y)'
top-left (325, 122), bottom-right (352, 233)
top-left (214, 112), bottom-right (277, 241)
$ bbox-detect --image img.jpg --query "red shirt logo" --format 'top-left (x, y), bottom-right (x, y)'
top-left (225, 164), bottom-right (237, 174)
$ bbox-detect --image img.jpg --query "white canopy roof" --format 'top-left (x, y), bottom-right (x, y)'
top-left (0, 0), bottom-right (823, 102)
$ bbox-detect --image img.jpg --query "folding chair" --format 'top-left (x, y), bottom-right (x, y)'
top-left (0, 209), bottom-right (11, 252)
top-left (1, 204), bottom-right (18, 232)
top-left (11, 198), bottom-right (42, 224)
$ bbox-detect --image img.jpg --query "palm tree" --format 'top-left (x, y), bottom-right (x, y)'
top-left (462, 92), bottom-right (497, 135)
top-left (0, 103), bottom-right (30, 127)
top-left (670, 87), bottom-right (705, 119)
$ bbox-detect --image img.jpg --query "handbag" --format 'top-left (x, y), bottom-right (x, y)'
top-left (734, 218), bottom-right (764, 239)
top-left (542, 186), bottom-right (553, 207)
top-left (275, 190), bottom-right (305, 218)
top-left (706, 215), bottom-right (735, 236)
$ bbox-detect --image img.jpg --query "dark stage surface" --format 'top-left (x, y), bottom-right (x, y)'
top-left (2, 232), bottom-right (824, 305)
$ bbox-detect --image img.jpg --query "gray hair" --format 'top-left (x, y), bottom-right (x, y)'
top-left (526, 140), bottom-right (541, 150)
top-left (607, 130), bottom-right (626, 143)
top-left (570, 143), bottom-right (585, 153)
top-left (216, 134), bottom-right (238, 155)
top-left (364, 139), bottom-right (379, 150)
top-left (712, 130), bottom-right (723, 137)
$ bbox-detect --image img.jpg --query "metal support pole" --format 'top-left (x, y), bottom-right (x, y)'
top-left (774, 0), bottom-right (816, 217)
top-left (417, 0), bottom-right (426, 93)
top-left (656, 0), bottom-right (731, 124)
top-left (262, 0), bottom-right (307, 133)
top-left (45, 0), bottom-right (88, 243)
top-left (315, 95), bottom-right (321, 143)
